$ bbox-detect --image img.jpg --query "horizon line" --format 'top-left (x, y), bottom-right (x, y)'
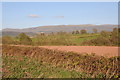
top-left (2, 24), bottom-right (118, 30)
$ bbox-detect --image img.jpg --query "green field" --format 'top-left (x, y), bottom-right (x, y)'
top-left (2, 29), bottom-right (119, 78)
top-left (31, 33), bottom-right (100, 46)
top-left (2, 28), bottom-right (119, 46)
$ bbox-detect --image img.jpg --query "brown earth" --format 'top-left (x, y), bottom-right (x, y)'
top-left (2, 45), bottom-right (119, 77)
top-left (40, 46), bottom-right (119, 57)
top-left (9, 45), bottom-right (119, 57)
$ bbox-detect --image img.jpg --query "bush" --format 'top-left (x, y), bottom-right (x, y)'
top-left (100, 30), bottom-right (110, 37)
top-left (72, 31), bottom-right (76, 34)
top-left (82, 28), bottom-right (120, 46)
top-left (18, 33), bottom-right (32, 45)
top-left (2, 36), bottom-right (14, 44)
top-left (110, 28), bottom-right (119, 46)
top-left (82, 36), bottom-right (112, 46)
top-left (80, 29), bottom-right (87, 34)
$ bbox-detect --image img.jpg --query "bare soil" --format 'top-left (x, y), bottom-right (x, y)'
top-left (40, 46), bottom-right (119, 57)
top-left (9, 45), bottom-right (119, 57)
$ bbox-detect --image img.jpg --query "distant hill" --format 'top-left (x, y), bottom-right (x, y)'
top-left (2, 24), bottom-right (118, 37)
top-left (1, 31), bottom-right (36, 37)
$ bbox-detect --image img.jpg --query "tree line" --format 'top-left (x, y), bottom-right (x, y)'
top-left (2, 28), bottom-right (120, 46)
top-left (82, 28), bottom-right (120, 46)
top-left (72, 28), bottom-right (97, 34)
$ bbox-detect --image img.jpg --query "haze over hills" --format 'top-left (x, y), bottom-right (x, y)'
top-left (2, 24), bottom-right (118, 37)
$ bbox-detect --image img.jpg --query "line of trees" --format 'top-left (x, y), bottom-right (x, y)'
top-left (2, 33), bottom-right (33, 45)
top-left (2, 28), bottom-right (120, 46)
top-left (72, 30), bottom-right (87, 34)
top-left (82, 28), bottom-right (120, 46)
top-left (72, 28), bottom-right (98, 34)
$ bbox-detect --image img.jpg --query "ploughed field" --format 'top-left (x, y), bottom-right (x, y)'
top-left (10, 45), bottom-right (119, 57)
top-left (2, 45), bottom-right (119, 78)
top-left (40, 46), bottom-right (119, 57)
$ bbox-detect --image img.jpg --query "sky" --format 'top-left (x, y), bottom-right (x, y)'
top-left (1, 2), bottom-right (118, 29)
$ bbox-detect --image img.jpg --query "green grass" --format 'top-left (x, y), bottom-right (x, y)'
top-left (72, 34), bottom-right (99, 44)
top-left (3, 55), bottom-right (88, 78)
top-left (32, 33), bottom-right (100, 46)
top-left (3, 33), bottom-right (108, 46)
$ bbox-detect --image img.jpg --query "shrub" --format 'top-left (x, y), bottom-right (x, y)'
top-left (82, 28), bottom-right (120, 46)
top-left (82, 36), bottom-right (112, 46)
top-left (80, 29), bottom-right (87, 34)
top-left (110, 28), bottom-right (119, 46)
top-left (75, 30), bottom-right (80, 34)
top-left (100, 30), bottom-right (110, 38)
top-left (18, 33), bottom-right (32, 45)
top-left (72, 30), bottom-right (80, 34)
top-left (72, 31), bottom-right (76, 34)
top-left (2, 36), bottom-right (14, 44)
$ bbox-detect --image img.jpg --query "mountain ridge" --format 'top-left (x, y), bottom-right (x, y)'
top-left (2, 24), bottom-right (118, 36)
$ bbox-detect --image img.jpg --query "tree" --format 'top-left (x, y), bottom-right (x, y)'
top-left (18, 33), bottom-right (32, 45)
top-left (112, 28), bottom-right (118, 36)
top-left (82, 36), bottom-right (112, 46)
top-left (80, 29), bottom-right (87, 34)
top-left (110, 28), bottom-right (119, 45)
top-left (72, 31), bottom-right (75, 34)
top-left (75, 30), bottom-right (80, 34)
top-left (100, 30), bottom-right (110, 37)
top-left (93, 28), bottom-right (97, 33)
top-left (72, 30), bottom-right (79, 34)
top-left (92, 36), bottom-right (111, 46)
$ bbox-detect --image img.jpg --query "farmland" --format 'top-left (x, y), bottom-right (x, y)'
top-left (2, 2), bottom-right (120, 79)
top-left (2, 45), bottom-right (119, 78)
top-left (2, 32), bottom-right (100, 46)
top-left (2, 27), bottom-right (120, 47)
top-left (32, 33), bottom-right (100, 46)
top-left (2, 28), bottom-right (120, 78)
